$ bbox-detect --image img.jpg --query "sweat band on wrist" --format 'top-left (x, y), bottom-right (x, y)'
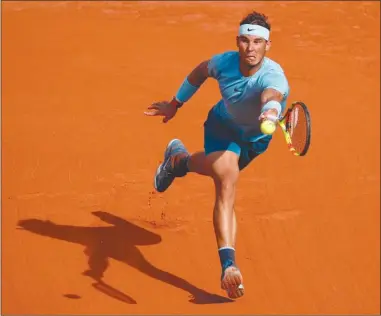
top-left (218, 247), bottom-right (236, 270)
top-left (261, 100), bottom-right (282, 119)
top-left (175, 77), bottom-right (200, 104)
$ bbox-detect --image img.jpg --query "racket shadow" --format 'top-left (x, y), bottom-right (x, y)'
top-left (17, 211), bottom-right (233, 305)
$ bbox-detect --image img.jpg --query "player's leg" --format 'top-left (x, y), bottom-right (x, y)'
top-left (195, 112), bottom-right (246, 298)
top-left (153, 107), bottom-right (227, 191)
top-left (176, 143), bottom-right (243, 297)
top-left (186, 151), bottom-right (212, 176)
top-left (152, 138), bottom-right (243, 298)
top-left (208, 149), bottom-right (240, 247)
top-left (215, 137), bottom-right (273, 299)
top-left (206, 148), bottom-right (244, 299)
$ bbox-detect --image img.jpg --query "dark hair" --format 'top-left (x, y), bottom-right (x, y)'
top-left (240, 11), bottom-right (271, 31)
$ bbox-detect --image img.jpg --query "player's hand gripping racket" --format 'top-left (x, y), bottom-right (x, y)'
top-left (277, 101), bottom-right (311, 156)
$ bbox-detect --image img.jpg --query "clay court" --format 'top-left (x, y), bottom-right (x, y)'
top-left (2, 1), bottom-right (380, 314)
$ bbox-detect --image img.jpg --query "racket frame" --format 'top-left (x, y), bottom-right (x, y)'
top-left (277, 101), bottom-right (311, 156)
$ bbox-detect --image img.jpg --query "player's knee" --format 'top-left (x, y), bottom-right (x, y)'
top-left (212, 167), bottom-right (239, 195)
top-left (209, 149), bottom-right (239, 171)
top-left (214, 176), bottom-right (237, 195)
top-left (205, 150), bottom-right (240, 192)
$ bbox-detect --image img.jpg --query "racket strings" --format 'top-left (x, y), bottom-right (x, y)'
top-left (286, 105), bottom-right (308, 154)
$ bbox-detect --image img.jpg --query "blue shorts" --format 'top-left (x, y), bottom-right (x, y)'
top-left (203, 107), bottom-right (272, 170)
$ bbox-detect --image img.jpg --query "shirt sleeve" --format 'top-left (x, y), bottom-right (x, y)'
top-left (261, 70), bottom-right (290, 114)
top-left (261, 70), bottom-right (289, 96)
top-left (207, 52), bottom-right (227, 79)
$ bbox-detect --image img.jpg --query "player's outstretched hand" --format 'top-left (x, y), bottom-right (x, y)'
top-left (144, 99), bottom-right (178, 123)
top-left (258, 108), bottom-right (279, 123)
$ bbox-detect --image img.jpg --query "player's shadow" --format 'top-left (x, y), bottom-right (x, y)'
top-left (17, 211), bottom-right (233, 305)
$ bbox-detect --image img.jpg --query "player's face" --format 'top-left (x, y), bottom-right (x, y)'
top-left (236, 35), bottom-right (270, 67)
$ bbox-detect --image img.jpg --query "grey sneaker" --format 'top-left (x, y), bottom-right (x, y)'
top-left (154, 139), bottom-right (189, 192)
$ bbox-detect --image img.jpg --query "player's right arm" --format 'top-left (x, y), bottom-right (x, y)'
top-left (144, 60), bottom-right (211, 123)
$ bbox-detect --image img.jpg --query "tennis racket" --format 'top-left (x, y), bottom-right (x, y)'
top-left (277, 101), bottom-right (311, 156)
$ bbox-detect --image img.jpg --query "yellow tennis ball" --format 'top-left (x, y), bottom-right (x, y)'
top-left (260, 120), bottom-right (276, 135)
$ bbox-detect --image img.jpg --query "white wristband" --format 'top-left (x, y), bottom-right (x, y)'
top-left (261, 100), bottom-right (282, 118)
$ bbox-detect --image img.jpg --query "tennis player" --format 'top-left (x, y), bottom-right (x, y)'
top-left (144, 11), bottom-right (290, 299)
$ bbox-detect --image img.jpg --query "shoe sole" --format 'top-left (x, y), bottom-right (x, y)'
top-left (221, 267), bottom-right (245, 299)
top-left (153, 139), bottom-right (180, 192)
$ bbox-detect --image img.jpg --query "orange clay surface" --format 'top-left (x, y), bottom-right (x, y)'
top-left (2, 1), bottom-right (380, 314)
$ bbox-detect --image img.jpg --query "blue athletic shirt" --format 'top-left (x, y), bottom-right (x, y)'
top-left (207, 51), bottom-right (290, 142)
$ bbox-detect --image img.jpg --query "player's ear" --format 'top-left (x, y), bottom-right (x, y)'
top-left (265, 40), bottom-right (271, 51)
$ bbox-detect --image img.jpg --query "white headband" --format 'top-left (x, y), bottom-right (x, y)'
top-left (238, 24), bottom-right (270, 41)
